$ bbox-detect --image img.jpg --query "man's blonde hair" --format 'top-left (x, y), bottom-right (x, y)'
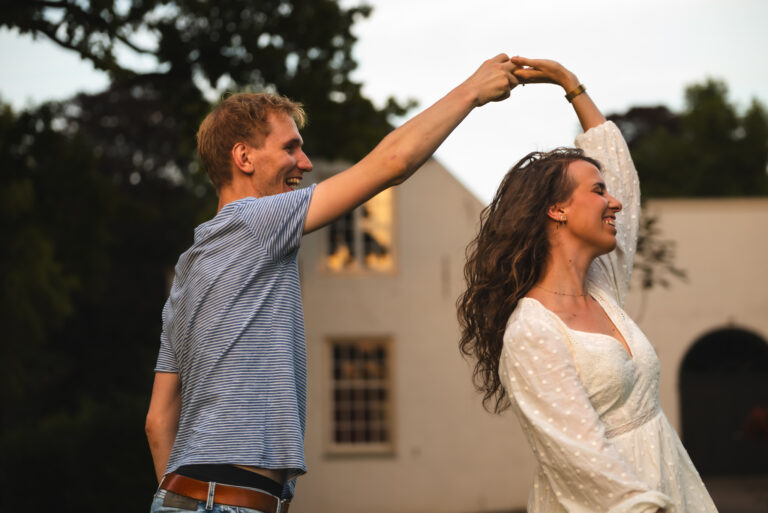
top-left (197, 93), bottom-right (307, 190)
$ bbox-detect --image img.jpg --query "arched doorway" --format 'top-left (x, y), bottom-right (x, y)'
top-left (679, 327), bottom-right (768, 475)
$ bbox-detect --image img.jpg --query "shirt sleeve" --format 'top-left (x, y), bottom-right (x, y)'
top-left (575, 121), bottom-right (640, 308)
top-left (499, 312), bottom-right (671, 513)
top-left (154, 330), bottom-right (179, 373)
top-left (238, 184), bottom-right (316, 261)
top-left (155, 297), bottom-right (179, 373)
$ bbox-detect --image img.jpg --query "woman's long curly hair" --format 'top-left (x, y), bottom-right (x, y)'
top-left (457, 147), bottom-right (601, 413)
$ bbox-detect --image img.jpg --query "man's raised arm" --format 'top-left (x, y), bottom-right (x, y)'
top-left (303, 54), bottom-right (518, 234)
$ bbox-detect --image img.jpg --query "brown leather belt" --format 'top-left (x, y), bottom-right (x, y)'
top-left (160, 472), bottom-right (289, 513)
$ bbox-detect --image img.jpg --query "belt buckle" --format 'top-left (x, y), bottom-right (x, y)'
top-left (276, 498), bottom-right (288, 513)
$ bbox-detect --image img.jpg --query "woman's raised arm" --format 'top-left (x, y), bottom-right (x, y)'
top-left (511, 57), bottom-right (606, 132)
top-left (512, 57), bottom-right (641, 304)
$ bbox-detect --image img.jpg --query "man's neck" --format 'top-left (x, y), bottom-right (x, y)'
top-left (217, 183), bottom-right (263, 212)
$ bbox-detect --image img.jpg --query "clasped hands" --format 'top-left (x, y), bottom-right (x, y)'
top-left (467, 54), bottom-right (580, 106)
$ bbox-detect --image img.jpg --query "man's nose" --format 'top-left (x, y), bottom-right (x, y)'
top-left (299, 151), bottom-right (312, 172)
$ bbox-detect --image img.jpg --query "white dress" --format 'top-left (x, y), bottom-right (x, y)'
top-left (499, 122), bottom-right (719, 513)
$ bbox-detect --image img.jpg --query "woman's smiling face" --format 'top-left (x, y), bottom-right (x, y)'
top-left (555, 159), bottom-right (623, 255)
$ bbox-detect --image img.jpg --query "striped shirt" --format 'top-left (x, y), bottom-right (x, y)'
top-left (155, 185), bottom-right (315, 498)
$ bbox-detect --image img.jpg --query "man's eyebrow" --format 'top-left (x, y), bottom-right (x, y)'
top-left (284, 137), bottom-right (303, 147)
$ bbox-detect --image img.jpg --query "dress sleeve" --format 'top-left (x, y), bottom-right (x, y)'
top-left (575, 121), bottom-right (640, 308)
top-left (499, 312), bottom-right (671, 513)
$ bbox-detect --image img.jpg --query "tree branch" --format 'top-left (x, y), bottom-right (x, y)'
top-left (25, 0), bottom-right (154, 68)
top-left (115, 30), bottom-right (155, 55)
top-left (32, 20), bottom-right (124, 74)
top-left (27, 0), bottom-right (71, 8)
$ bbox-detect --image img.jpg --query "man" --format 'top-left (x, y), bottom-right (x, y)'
top-left (145, 54), bottom-right (518, 513)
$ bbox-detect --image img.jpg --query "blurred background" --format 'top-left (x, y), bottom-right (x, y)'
top-left (1, 1), bottom-right (766, 512)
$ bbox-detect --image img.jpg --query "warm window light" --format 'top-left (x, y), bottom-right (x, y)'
top-left (327, 189), bottom-right (394, 272)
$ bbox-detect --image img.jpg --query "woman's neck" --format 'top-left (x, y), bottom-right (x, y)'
top-left (534, 242), bottom-right (595, 299)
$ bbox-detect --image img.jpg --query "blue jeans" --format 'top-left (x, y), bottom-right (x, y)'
top-left (150, 489), bottom-right (267, 513)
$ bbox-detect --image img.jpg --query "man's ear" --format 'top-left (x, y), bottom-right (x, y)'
top-left (231, 142), bottom-right (255, 175)
top-left (547, 204), bottom-right (567, 223)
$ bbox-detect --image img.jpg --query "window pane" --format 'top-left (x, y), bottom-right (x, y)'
top-left (328, 211), bottom-right (356, 270)
top-left (361, 189), bottom-right (393, 271)
top-left (326, 190), bottom-right (393, 272)
top-left (330, 339), bottom-right (392, 451)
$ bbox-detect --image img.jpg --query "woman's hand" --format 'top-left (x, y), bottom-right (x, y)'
top-left (510, 57), bottom-right (580, 92)
top-left (510, 56), bottom-right (605, 132)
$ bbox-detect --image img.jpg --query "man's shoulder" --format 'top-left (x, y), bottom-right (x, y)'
top-left (231, 186), bottom-right (314, 224)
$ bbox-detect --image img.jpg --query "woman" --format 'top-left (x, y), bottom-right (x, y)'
top-left (458, 57), bottom-right (718, 513)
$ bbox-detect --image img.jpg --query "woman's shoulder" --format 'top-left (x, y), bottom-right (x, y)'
top-left (502, 298), bottom-right (576, 369)
top-left (506, 297), bottom-right (540, 324)
top-left (504, 297), bottom-right (562, 344)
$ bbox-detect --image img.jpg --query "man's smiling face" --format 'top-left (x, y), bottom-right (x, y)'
top-left (245, 112), bottom-right (313, 197)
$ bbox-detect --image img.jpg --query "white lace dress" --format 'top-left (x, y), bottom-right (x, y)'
top-left (499, 122), bottom-right (719, 513)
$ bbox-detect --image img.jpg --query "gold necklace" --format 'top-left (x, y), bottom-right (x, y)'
top-left (534, 285), bottom-right (589, 298)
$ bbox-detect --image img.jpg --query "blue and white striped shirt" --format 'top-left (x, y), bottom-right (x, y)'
top-left (155, 185), bottom-right (315, 498)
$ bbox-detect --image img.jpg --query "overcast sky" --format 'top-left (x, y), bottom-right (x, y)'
top-left (2, 0), bottom-right (767, 202)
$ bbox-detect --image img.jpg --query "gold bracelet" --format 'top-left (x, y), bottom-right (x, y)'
top-left (565, 84), bottom-right (587, 103)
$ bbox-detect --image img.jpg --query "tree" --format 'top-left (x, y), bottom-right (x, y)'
top-left (608, 79), bottom-right (768, 197)
top-left (606, 79), bottom-right (768, 294)
top-left (1, 2), bottom-right (412, 511)
top-left (3, 0), bottom-right (411, 168)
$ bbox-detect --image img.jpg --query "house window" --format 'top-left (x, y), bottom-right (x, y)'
top-left (329, 338), bottom-right (393, 454)
top-left (327, 189), bottom-right (394, 272)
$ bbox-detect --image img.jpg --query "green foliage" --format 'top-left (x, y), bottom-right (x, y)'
top-left (1, 1), bottom-right (414, 510)
top-left (633, 214), bottom-right (686, 291)
top-left (0, 98), bottom-right (188, 509)
top-left (2, 0), bottom-right (412, 165)
top-left (608, 80), bottom-right (768, 291)
top-left (609, 79), bottom-right (768, 197)
top-left (0, 103), bottom-right (104, 400)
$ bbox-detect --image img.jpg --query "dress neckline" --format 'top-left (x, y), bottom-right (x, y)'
top-left (520, 294), bottom-right (634, 360)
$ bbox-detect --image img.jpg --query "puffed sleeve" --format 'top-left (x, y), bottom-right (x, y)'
top-left (575, 121), bottom-right (640, 308)
top-left (499, 310), bottom-right (671, 513)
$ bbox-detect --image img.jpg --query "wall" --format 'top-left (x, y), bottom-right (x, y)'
top-left (624, 198), bottom-right (768, 431)
top-left (294, 160), bottom-right (535, 513)
top-left (294, 166), bottom-right (768, 513)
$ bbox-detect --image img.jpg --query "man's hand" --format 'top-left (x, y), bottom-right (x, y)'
top-left (461, 53), bottom-right (520, 106)
top-left (510, 56), bottom-right (580, 92)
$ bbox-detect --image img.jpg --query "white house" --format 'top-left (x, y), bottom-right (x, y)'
top-left (290, 160), bottom-right (768, 513)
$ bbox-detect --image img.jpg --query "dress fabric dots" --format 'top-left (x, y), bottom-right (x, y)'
top-left (499, 122), bottom-right (719, 513)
